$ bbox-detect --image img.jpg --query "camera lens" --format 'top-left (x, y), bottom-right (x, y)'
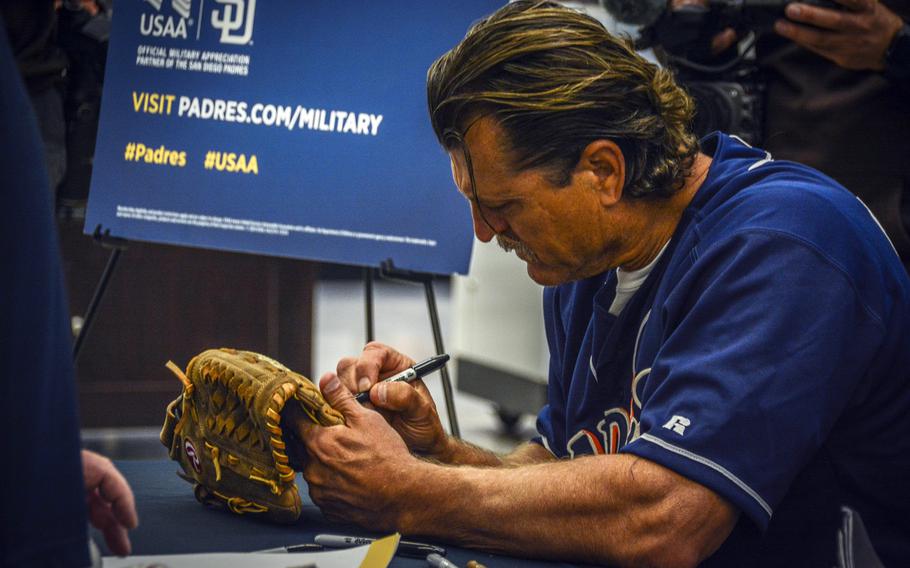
top-left (685, 82), bottom-right (741, 139)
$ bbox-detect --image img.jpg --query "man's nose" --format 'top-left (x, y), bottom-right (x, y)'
top-left (470, 202), bottom-right (500, 242)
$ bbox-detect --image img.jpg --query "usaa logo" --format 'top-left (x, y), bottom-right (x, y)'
top-left (140, 0), bottom-right (194, 39)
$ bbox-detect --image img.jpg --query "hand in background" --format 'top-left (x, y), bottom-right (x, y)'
top-left (81, 450), bottom-right (139, 556)
top-left (668, 0), bottom-right (740, 55)
top-left (775, 0), bottom-right (904, 70)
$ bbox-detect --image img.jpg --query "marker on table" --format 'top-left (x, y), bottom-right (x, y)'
top-left (253, 543), bottom-right (325, 553)
top-left (354, 354), bottom-right (450, 404)
top-left (427, 553), bottom-right (460, 568)
top-left (314, 533), bottom-right (447, 558)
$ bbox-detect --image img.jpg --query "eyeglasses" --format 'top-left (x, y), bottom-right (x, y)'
top-left (443, 127), bottom-right (497, 235)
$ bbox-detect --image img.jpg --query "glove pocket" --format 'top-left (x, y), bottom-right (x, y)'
top-left (196, 438), bottom-right (302, 523)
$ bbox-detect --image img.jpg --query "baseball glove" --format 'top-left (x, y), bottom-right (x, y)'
top-left (160, 348), bottom-right (344, 523)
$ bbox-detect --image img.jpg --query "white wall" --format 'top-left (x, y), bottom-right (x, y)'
top-left (451, 239), bottom-right (550, 381)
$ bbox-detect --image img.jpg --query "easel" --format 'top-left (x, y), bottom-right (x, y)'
top-left (72, 226), bottom-right (127, 363)
top-left (72, 226), bottom-right (460, 437)
top-left (363, 260), bottom-right (460, 438)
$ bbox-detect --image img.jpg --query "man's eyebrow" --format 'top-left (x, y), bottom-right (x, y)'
top-left (477, 196), bottom-right (513, 210)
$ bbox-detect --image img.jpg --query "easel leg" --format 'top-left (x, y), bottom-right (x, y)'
top-left (364, 266), bottom-right (374, 344)
top-left (375, 260), bottom-right (461, 438)
top-left (72, 246), bottom-right (122, 362)
top-left (424, 279), bottom-right (460, 439)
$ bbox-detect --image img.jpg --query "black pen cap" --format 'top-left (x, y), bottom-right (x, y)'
top-left (412, 354), bottom-right (449, 377)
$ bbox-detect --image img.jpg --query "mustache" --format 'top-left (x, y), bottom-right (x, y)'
top-left (496, 234), bottom-right (538, 261)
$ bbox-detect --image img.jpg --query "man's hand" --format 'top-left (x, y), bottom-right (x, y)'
top-left (669, 0), bottom-right (739, 54)
top-left (335, 341), bottom-right (415, 393)
top-left (81, 450), bottom-right (139, 556)
top-left (294, 373), bottom-right (424, 529)
top-left (775, 0), bottom-right (904, 70)
top-left (334, 342), bottom-right (452, 460)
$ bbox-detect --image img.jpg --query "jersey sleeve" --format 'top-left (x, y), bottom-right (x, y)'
top-left (621, 229), bottom-right (886, 530)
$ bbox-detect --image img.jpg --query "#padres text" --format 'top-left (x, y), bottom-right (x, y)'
top-left (123, 142), bottom-right (186, 167)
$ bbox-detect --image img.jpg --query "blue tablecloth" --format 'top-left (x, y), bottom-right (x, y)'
top-left (104, 460), bottom-right (582, 567)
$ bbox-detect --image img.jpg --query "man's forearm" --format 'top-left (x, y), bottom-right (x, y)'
top-left (431, 437), bottom-right (554, 467)
top-left (396, 453), bottom-right (737, 567)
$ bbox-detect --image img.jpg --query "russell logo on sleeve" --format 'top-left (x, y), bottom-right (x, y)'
top-left (662, 415), bottom-right (691, 436)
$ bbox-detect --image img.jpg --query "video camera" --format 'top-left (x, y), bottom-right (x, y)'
top-left (600, 0), bottom-right (839, 144)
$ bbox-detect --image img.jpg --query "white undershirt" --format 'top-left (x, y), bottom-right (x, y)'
top-left (608, 241), bottom-right (670, 316)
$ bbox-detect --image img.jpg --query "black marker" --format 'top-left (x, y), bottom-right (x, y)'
top-left (253, 543), bottom-right (325, 553)
top-left (354, 354), bottom-right (449, 404)
top-left (314, 533), bottom-right (447, 559)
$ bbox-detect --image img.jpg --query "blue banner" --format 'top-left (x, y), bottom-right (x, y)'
top-left (86, 0), bottom-right (501, 275)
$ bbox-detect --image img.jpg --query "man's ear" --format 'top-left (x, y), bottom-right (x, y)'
top-left (576, 139), bottom-right (625, 206)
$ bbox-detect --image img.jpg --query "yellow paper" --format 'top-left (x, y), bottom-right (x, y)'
top-left (359, 533), bottom-right (401, 568)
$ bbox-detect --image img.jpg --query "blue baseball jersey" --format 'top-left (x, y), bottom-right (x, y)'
top-left (535, 133), bottom-right (910, 565)
top-left (0, 16), bottom-right (90, 568)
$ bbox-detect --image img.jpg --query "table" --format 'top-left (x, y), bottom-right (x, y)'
top-left (103, 460), bottom-right (583, 567)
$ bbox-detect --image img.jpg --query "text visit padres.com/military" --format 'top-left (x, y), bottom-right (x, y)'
top-left (132, 90), bottom-right (384, 136)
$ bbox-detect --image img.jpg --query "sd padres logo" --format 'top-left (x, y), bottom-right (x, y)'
top-left (184, 438), bottom-right (202, 473)
top-left (212, 0), bottom-right (256, 45)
